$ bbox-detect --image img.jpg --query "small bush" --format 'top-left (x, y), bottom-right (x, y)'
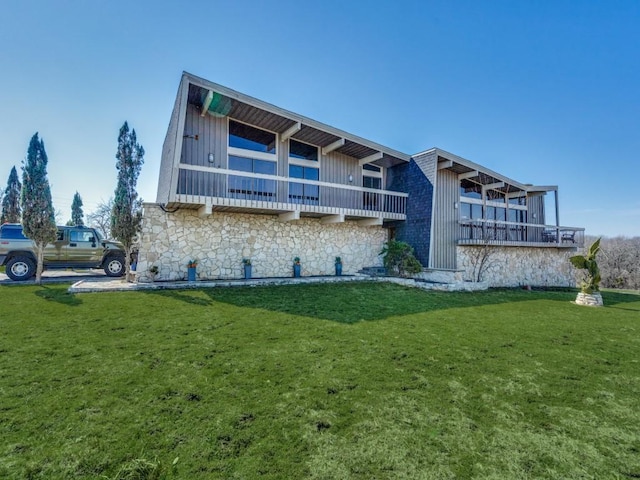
top-left (380, 240), bottom-right (423, 277)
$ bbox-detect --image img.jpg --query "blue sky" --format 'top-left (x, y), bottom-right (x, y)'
top-left (1, 0), bottom-right (639, 236)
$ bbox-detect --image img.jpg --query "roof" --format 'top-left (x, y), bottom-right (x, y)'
top-left (182, 72), bottom-right (411, 168)
top-left (417, 147), bottom-right (557, 194)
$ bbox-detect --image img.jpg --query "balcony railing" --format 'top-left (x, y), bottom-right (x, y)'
top-left (175, 165), bottom-right (407, 218)
top-left (458, 219), bottom-right (585, 248)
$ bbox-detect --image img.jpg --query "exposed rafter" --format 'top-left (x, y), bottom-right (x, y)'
top-left (280, 122), bottom-right (301, 143)
top-left (484, 182), bottom-right (505, 190)
top-left (437, 160), bottom-right (453, 170)
top-left (458, 170), bottom-right (479, 180)
top-left (358, 151), bottom-right (383, 167)
top-left (200, 90), bottom-right (213, 117)
top-left (321, 138), bottom-right (345, 155)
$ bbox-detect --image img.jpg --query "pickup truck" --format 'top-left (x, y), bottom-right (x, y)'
top-left (0, 223), bottom-right (127, 281)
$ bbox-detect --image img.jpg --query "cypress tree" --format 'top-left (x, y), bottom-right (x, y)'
top-left (1, 166), bottom-right (22, 224)
top-left (111, 122), bottom-right (144, 280)
top-left (71, 191), bottom-right (84, 226)
top-left (21, 133), bottom-right (57, 284)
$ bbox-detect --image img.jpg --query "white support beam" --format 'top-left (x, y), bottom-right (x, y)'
top-left (280, 122), bottom-right (301, 142)
top-left (321, 138), bottom-right (345, 155)
top-left (358, 217), bottom-right (383, 227)
top-left (458, 170), bottom-right (479, 180)
top-left (198, 203), bottom-right (212, 218)
top-left (320, 214), bottom-right (344, 224)
top-left (437, 160), bottom-right (453, 170)
top-left (358, 151), bottom-right (383, 167)
top-left (279, 210), bottom-right (300, 222)
top-left (201, 90), bottom-right (213, 117)
top-left (483, 181), bottom-right (505, 190)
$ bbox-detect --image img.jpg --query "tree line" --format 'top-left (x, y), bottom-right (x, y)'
top-left (0, 122), bottom-right (144, 283)
top-left (584, 235), bottom-right (640, 290)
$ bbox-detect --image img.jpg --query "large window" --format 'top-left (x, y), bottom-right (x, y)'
top-left (363, 165), bottom-right (383, 210)
top-left (228, 120), bottom-right (277, 201)
top-left (288, 139), bottom-right (319, 205)
top-left (460, 179), bottom-right (482, 199)
top-left (229, 120), bottom-right (276, 154)
top-left (228, 155), bottom-right (276, 200)
top-left (289, 139), bottom-right (318, 161)
top-left (289, 165), bottom-right (319, 205)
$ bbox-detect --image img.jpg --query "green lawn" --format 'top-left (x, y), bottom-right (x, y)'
top-left (1, 283), bottom-right (639, 479)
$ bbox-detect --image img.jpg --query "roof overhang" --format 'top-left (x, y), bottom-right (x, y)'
top-left (182, 71), bottom-right (410, 168)
top-left (419, 147), bottom-right (556, 194)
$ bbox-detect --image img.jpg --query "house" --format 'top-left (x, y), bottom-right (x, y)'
top-left (136, 72), bottom-right (583, 286)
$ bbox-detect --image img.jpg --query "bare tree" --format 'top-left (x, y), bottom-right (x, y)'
top-left (598, 236), bottom-right (640, 290)
top-left (465, 239), bottom-right (499, 282)
top-left (87, 197), bottom-right (114, 239)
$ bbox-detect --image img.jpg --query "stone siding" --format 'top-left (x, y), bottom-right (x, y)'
top-left (457, 245), bottom-right (577, 287)
top-left (136, 204), bottom-right (387, 282)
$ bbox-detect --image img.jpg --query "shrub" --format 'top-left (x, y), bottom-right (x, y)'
top-left (380, 240), bottom-right (422, 277)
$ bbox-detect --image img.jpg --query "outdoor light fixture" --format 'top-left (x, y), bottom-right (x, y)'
top-left (183, 134), bottom-right (199, 140)
top-left (454, 202), bottom-right (459, 209)
top-left (348, 174), bottom-right (354, 183)
top-left (208, 153), bottom-right (215, 163)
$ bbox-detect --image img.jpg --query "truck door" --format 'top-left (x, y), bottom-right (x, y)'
top-left (43, 229), bottom-right (66, 264)
top-left (64, 229), bottom-right (103, 265)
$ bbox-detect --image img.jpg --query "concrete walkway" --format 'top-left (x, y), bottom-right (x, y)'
top-left (68, 274), bottom-right (372, 293)
top-left (67, 274), bottom-right (488, 293)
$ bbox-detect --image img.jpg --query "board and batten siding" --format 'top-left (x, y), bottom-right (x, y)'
top-left (157, 76), bottom-right (188, 204)
top-left (527, 193), bottom-right (546, 242)
top-left (176, 104), bottom-right (368, 204)
top-left (431, 168), bottom-right (458, 269)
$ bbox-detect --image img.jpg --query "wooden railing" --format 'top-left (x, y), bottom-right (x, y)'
top-left (458, 219), bottom-right (585, 247)
top-left (176, 165), bottom-right (408, 216)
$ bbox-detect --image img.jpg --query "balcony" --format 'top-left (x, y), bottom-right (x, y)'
top-left (170, 165), bottom-right (407, 221)
top-left (458, 219), bottom-right (585, 248)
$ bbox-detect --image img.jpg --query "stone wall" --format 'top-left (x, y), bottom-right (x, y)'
top-left (136, 203), bottom-right (387, 282)
top-left (457, 245), bottom-right (577, 287)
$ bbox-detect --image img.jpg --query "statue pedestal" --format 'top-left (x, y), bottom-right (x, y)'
top-left (575, 292), bottom-right (603, 307)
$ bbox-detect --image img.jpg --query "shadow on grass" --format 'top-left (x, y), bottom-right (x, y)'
top-left (601, 290), bottom-right (640, 311)
top-left (142, 282), bottom-right (584, 323)
top-left (34, 285), bottom-right (83, 306)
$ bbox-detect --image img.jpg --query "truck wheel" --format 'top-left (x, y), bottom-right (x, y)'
top-left (6, 256), bottom-right (36, 281)
top-left (104, 255), bottom-right (125, 277)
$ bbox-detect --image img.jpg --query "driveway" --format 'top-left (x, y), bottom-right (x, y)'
top-left (0, 269), bottom-right (109, 285)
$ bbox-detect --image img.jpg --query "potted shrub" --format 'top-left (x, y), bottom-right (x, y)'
top-left (242, 258), bottom-right (252, 279)
top-left (187, 259), bottom-right (198, 282)
top-left (335, 256), bottom-right (343, 276)
top-left (569, 238), bottom-right (603, 306)
top-left (293, 257), bottom-right (301, 278)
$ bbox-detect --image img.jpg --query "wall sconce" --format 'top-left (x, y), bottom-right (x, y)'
top-left (454, 202), bottom-right (459, 209)
top-left (208, 153), bottom-right (215, 163)
top-left (348, 174), bottom-right (354, 183)
top-left (183, 134), bottom-right (199, 140)
top-left (532, 213), bottom-right (537, 219)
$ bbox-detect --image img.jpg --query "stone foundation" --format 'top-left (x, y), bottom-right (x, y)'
top-left (575, 292), bottom-right (603, 306)
top-left (136, 203), bottom-right (387, 282)
top-left (457, 246), bottom-right (577, 287)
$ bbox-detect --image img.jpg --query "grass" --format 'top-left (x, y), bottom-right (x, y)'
top-left (1, 282), bottom-right (639, 479)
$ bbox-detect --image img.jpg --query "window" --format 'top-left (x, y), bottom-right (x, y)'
top-left (460, 179), bottom-right (482, 199)
top-left (363, 175), bottom-right (382, 210)
top-left (228, 155), bottom-right (276, 201)
top-left (70, 230), bottom-right (95, 243)
top-left (289, 139), bottom-right (318, 161)
top-left (486, 190), bottom-right (505, 203)
top-left (288, 165), bottom-right (319, 205)
top-left (508, 195), bottom-right (527, 206)
top-left (229, 120), bottom-right (276, 154)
